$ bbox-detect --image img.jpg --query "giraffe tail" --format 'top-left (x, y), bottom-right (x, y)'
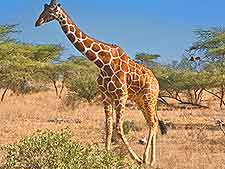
top-left (158, 119), bottom-right (168, 135)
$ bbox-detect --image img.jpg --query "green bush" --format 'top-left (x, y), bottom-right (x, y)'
top-left (1, 129), bottom-right (141, 169)
top-left (112, 120), bottom-right (140, 143)
top-left (66, 72), bottom-right (98, 102)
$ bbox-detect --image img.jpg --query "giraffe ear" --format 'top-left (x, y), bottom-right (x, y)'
top-left (57, 3), bottom-right (61, 7)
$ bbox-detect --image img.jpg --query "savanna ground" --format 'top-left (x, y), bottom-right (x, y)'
top-left (0, 89), bottom-right (224, 169)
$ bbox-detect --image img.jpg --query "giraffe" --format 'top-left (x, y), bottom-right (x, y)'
top-left (35, 0), bottom-right (167, 166)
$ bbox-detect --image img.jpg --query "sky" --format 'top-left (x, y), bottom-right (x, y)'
top-left (0, 0), bottom-right (225, 64)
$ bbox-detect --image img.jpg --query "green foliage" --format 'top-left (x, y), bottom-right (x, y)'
top-left (1, 129), bottom-right (140, 169)
top-left (190, 27), bottom-right (225, 59)
top-left (65, 57), bottom-right (99, 102)
top-left (0, 42), bottom-right (62, 98)
top-left (0, 24), bottom-right (63, 100)
top-left (188, 27), bottom-right (225, 107)
top-left (67, 72), bottom-right (98, 102)
top-left (153, 63), bottom-right (211, 105)
top-left (0, 24), bottom-right (18, 42)
top-left (135, 53), bottom-right (160, 67)
top-left (123, 120), bottom-right (138, 135)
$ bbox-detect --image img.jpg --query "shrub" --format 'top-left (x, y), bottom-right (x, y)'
top-left (1, 129), bottom-right (141, 169)
top-left (66, 72), bottom-right (98, 102)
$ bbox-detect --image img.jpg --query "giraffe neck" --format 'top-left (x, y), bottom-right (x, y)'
top-left (56, 7), bottom-right (111, 68)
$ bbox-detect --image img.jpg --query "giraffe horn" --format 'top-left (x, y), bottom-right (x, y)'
top-left (50, 0), bottom-right (57, 6)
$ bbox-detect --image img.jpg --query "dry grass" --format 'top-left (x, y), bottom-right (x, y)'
top-left (0, 89), bottom-right (225, 169)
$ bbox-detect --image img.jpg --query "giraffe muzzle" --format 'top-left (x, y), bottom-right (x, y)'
top-left (35, 19), bottom-right (44, 27)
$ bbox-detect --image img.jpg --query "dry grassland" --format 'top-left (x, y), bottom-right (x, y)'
top-left (0, 89), bottom-right (224, 169)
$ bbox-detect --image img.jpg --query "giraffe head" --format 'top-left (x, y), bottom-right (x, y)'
top-left (35, 0), bottom-right (61, 27)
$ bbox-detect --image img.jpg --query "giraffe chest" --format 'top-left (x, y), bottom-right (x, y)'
top-left (97, 68), bottom-right (127, 94)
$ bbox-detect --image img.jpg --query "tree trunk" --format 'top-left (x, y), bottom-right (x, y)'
top-left (220, 85), bottom-right (224, 108)
top-left (52, 80), bottom-right (58, 97)
top-left (1, 86), bottom-right (9, 102)
top-left (58, 79), bottom-right (65, 99)
top-left (204, 89), bottom-right (225, 108)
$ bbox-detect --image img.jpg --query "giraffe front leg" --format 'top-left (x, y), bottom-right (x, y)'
top-left (104, 102), bottom-right (113, 151)
top-left (115, 96), bottom-right (142, 164)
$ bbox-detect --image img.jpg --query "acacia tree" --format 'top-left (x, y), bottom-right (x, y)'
top-left (189, 28), bottom-right (225, 107)
top-left (152, 55), bottom-right (216, 108)
top-left (134, 53), bottom-right (160, 67)
top-left (0, 24), bottom-right (18, 43)
top-left (0, 25), bottom-right (63, 101)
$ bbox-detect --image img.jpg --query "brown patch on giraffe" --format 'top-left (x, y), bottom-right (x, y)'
top-left (112, 75), bottom-right (122, 88)
top-left (67, 18), bottom-right (73, 24)
top-left (98, 85), bottom-right (106, 92)
top-left (81, 33), bottom-right (87, 39)
top-left (104, 65), bottom-right (114, 76)
top-left (121, 62), bottom-right (129, 72)
top-left (130, 85), bottom-right (141, 92)
top-left (103, 78), bottom-right (111, 88)
top-left (111, 58), bottom-right (121, 71)
top-left (129, 60), bottom-right (136, 67)
top-left (104, 92), bottom-right (112, 99)
top-left (74, 41), bottom-right (85, 52)
top-left (139, 75), bottom-right (146, 87)
top-left (121, 54), bottom-right (129, 62)
top-left (104, 45), bottom-right (110, 51)
top-left (115, 71), bottom-right (125, 83)
top-left (137, 64), bottom-right (142, 70)
top-left (100, 44), bottom-right (105, 50)
top-left (132, 80), bottom-right (139, 87)
top-left (117, 47), bottom-right (123, 56)
top-left (115, 88), bottom-right (124, 96)
top-left (108, 82), bottom-right (116, 91)
top-left (62, 25), bottom-right (69, 33)
top-left (95, 60), bottom-right (104, 68)
top-left (70, 26), bottom-right (75, 32)
top-left (67, 33), bottom-right (76, 43)
top-left (83, 38), bottom-right (94, 48)
top-left (126, 74), bottom-right (132, 85)
top-left (61, 13), bottom-right (66, 18)
top-left (133, 73), bottom-right (140, 81)
top-left (100, 70), bottom-right (107, 76)
top-left (75, 29), bottom-right (81, 38)
top-left (129, 65), bottom-right (135, 72)
top-left (136, 67), bottom-right (142, 75)
top-left (86, 50), bottom-right (97, 61)
top-left (97, 76), bottom-right (103, 85)
top-left (127, 88), bottom-right (135, 94)
top-left (62, 20), bottom-right (66, 25)
top-left (99, 51), bottom-right (111, 64)
top-left (141, 67), bottom-right (146, 74)
top-left (111, 48), bottom-right (119, 57)
top-left (92, 43), bottom-right (101, 52)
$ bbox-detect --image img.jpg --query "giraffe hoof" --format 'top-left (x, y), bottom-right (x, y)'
top-left (143, 160), bottom-right (155, 167)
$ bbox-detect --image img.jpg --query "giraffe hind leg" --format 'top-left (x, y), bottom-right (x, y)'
top-left (138, 97), bottom-right (158, 166)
